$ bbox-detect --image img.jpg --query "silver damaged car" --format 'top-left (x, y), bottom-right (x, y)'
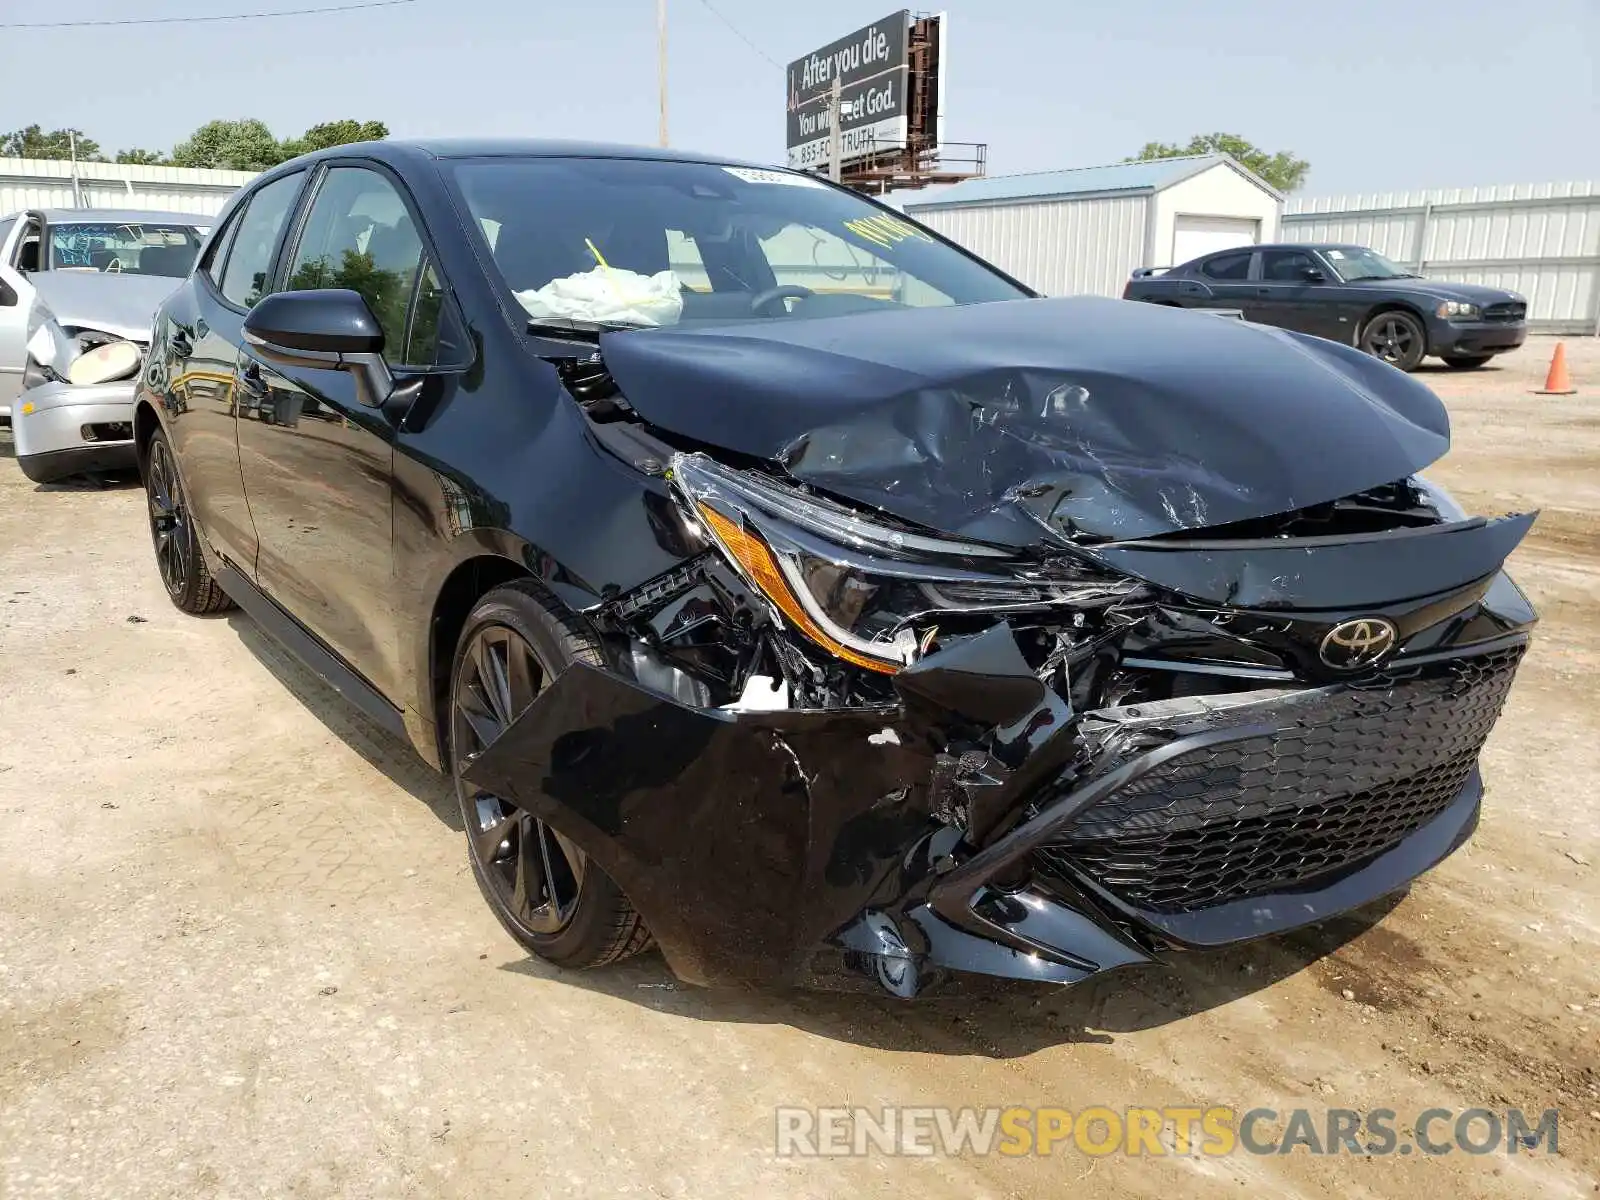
top-left (1, 209), bottom-right (210, 482)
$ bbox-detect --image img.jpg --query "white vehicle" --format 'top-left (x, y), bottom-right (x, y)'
top-left (0, 208), bottom-right (209, 481)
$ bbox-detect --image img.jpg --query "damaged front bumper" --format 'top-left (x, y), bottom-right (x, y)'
top-left (463, 620), bottom-right (1528, 997)
top-left (12, 379), bottom-right (138, 483)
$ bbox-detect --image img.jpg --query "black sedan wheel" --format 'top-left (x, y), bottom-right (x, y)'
top-left (143, 429), bottom-right (233, 614)
top-left (1441, 354), bottom-right (1493, 370)
top-left (1360, 311), bottom-right (1427, 372)
top-left (449, 582), bottom-right (651, 968)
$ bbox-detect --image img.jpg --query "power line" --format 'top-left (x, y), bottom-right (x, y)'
top-left (0, 0), bottom-right (415, 30)
top-left (695, 0), bottom-right (781, 69)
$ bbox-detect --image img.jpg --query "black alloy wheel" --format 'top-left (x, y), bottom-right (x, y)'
top-left (1360, 311), bottom-right (1427, 372)
top-left (1441, 354), bottom-right (1493, 370)
top-left (449, 583), bottom-right (650, 967)
top-left (455, 626), bottom-right (585, 935)
top-left (144, 429), bottom-right (233, 615)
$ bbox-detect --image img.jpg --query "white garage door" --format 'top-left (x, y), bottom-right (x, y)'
top-left (1172, 215), bottom-right (1260, 266)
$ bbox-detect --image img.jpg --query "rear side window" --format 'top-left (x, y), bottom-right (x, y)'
top-left (220, 172), bottom-right (304, 308)
top-left (1201, 252), bottom-right (1252, 281)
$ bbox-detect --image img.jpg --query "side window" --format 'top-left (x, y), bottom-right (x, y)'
top-left (404, 256), bottom-right (469, 368)
top-left (1260, 250), bottom-right (1317, 282)
top-left (14, 217), bottom-right (41, 272)
top-left (199, 210), bottom-right (241, 285)
top-left (1201, 252), bottom-right (1252, 281)
top-left (284, 166), bottom-right (423, 353)
top-left (220, 172), bottom-right (304, 308)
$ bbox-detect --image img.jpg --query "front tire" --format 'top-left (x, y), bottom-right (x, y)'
top-left (449, 581), bottom-right (651, 969)
top-left (1441, 354), bottom-right (1493, 370)
top-left (143, 429), bottom-right (234, 615)
top-left (1360, 310), bottom-right (1427, 372)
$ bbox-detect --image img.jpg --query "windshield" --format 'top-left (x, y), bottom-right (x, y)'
top-left (448, 157), bottom-right (1028, 329)
top-left (1322, 246), bottom-right (1418, 282)
top-left (47, 220), bottom-right (206, 277)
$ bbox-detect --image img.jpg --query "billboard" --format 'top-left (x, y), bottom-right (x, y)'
top-left (785, 11), bottom-right (911, 172)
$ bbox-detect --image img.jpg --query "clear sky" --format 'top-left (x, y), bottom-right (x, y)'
top-left (6, 0), bottom-right (1597, 195)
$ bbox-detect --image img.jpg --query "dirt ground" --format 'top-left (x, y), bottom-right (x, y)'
top-left (2, 338), bottom-right (1597, 1199)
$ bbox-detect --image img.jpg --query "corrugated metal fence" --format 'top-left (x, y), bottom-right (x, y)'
top-left (1, 157), bottom-right (255, 218)
top-left (908, 194), bottom-right (1153, 299)
top-left (1284, 181), bottom-right (1600, 334)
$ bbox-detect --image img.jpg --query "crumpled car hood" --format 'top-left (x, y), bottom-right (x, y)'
top-left (30, 271), bottom-right (179, 343)
top-left (598, 296), bottom-right (1452, 544)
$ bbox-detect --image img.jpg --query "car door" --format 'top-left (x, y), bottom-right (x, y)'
top-left (0, 215), bottom-right (38, 407)
top-left (1190, 250), bottom-right (1257, 314)
top-left (1250, 248), bottom-right (1343, 339)
top-left (233, 163), bottom-right (429, 701)
top-left (170, 170), bottom-right (308, 572)
top-left (1314, 247), bottom-right (1384, 345)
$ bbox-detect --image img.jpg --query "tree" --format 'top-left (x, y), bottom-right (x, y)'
top-left (115, 148), bottom-right (166, 165)
top-left (167, 117), bottom-right (388, 170)
top-left (0, 125), bottom-right (104, 161)
top-left (1127, 132), bottom-right (1310, 194)
top-left (170, 119), bottom-right (287, 172)
top-left (284, 119), bottom-right (388, 158)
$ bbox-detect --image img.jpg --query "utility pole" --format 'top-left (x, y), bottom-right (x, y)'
top-left (657, 0), bottom-right (669, 147)
top-left (827, 75), bottom-right (842, 183)
top-left (69, 129), bottom-right (83, 207)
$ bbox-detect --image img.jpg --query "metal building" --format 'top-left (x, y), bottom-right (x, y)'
top-left (902, 154), bottom-right (1281, 298)
top-left (1, 157), bottom-right (255, 218)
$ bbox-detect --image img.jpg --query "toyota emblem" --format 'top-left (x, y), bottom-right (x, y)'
top-left (1319, 617), bottom-right (1399, 670)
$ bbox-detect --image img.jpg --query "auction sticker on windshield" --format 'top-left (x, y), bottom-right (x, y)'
top-left (723, 166), bottom-right (828, 188)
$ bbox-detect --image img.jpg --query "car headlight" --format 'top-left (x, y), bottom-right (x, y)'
top-left (669, 452), bottom-right (1143, 674)
top-left (1437, 300), bottom-right (1480, 319)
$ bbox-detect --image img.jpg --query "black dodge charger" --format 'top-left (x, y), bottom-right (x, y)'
top-left (1125, 242), bottom-right (1528, 372)
top-left (134, 139), bottom-right (1537, 997)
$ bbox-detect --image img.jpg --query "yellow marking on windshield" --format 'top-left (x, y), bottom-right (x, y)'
top-left (842, 214), bottom-right (935, 251)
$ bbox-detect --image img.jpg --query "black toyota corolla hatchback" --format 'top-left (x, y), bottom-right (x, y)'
top-left (134, 139), bottom-right (1536, 997)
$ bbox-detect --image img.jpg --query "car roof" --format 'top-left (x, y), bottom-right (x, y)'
top-left (26, 208), bottom-right (213, 225)
top-left (270, 137), bottom-right (764, 171)
top-left (1199, 243), bottom-right (1369, 257)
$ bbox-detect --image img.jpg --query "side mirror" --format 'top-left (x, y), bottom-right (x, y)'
top-left (1300, 267), bottom-right (1326, 283)
top-left (242, 289), bottom-right (393, 408)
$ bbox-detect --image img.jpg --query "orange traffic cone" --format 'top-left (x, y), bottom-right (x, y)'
top-left (1535, 342), bottom-right (1576, 395)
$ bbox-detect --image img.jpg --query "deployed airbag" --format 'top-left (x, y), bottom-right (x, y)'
top-left (517, 265), bottom-right (684, 327)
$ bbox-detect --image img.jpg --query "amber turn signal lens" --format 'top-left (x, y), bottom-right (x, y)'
top-left (696, 504), bottom-right (901, 675)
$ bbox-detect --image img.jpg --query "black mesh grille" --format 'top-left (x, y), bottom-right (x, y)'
top-left (1035, 647), bottom-right (1524, 912)
top-left (1483, 302), bottom-right (1526, 323)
